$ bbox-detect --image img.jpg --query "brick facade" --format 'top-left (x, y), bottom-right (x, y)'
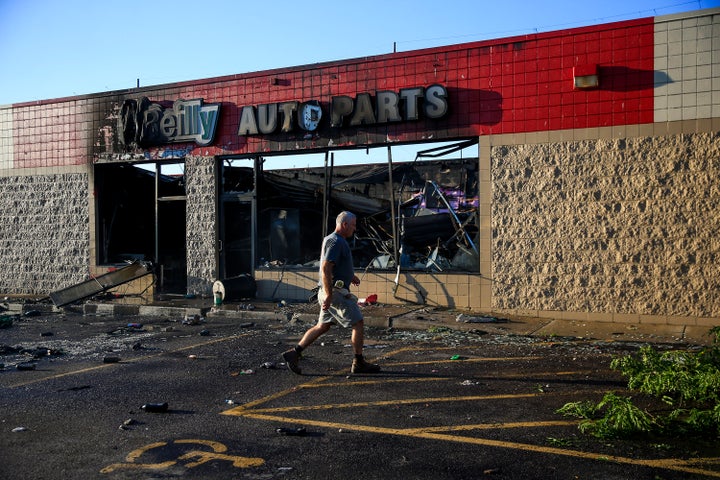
top-left (489, 131), bottom-right (720, 321)
top-left (0, 170), bottom-right (89, 294)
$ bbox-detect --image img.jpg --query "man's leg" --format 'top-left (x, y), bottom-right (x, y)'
top-left (351, 320), bottom-right (364, 355)
top-left (299, 321), bottom-right (331, 349)
top-left (350, 320), bottom-right (380, 374)
top-left (283, 321), bottom-right (331, 375)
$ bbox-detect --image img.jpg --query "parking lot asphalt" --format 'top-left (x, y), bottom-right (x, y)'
top-left (1, 299), bottom-right (718, 479)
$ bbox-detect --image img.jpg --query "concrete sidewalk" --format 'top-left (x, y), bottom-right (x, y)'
top-left (366, 304), bottom-right (717, 347)
top-left (4, 297), bottom-right (717, 347)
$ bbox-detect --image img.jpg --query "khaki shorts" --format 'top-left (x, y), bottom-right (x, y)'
top-left (317, 289), bottom-right (363, 328)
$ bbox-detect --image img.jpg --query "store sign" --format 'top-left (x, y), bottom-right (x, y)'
top-left (119, 85), bottom-right (448, 147)
top-left (237, 84), bottom-right (448, 136)
top-left (118, 97), bottom-right (220, 148)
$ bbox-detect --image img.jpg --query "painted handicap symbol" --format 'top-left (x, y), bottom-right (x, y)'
top-left (101, 438), bottom-right (265, 473)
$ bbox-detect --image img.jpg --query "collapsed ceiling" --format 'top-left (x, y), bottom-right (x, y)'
top-left (256, 152), bottom-right (479, 273)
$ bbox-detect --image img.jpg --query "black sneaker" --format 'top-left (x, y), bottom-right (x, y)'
top-left (282, 349), bottom-right (302, 375)
top-left (351, 358), bottom-right (381, 374)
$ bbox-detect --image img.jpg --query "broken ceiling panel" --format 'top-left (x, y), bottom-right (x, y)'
top-left (250, 156), bottom-right (479, 272)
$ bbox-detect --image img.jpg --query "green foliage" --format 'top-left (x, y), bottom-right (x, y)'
top-left (709, 326), bottom-right (720, 344)
top-left (556, 400), bottom-right (597, 419)
top-left (558, 393), bottom-right (654, 438)
top-left (610, 346), bottom-right (720, 406)
top-left (546, 436), bottom-right (575, 447)
top-left (593, 393), bottom-right (654, 437)
top-left (557, 327), bottom-right (720, 439)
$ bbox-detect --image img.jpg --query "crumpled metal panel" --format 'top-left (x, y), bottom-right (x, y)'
top-left (49, 262), bottom-right (152, 307)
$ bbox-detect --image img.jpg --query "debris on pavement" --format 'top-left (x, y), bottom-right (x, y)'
top-left (276, 427), bottom-right (307, 436)
top-left (456, 314), bottom-right (503, 323)
top-left (48, 261), bottom-right (152, 307)
top-left (183, 314), bottom-right (204, 325)
top-left (460, 380), bottom-right (481, 386)
top-left (108, 324), bottom-right (146, 335)
top-left (118, 419), bottom-right (136, 431)
top-left (358, 294), bottom-right (378, 306)
top-left (141, 402), bottom-right (169, 413)
top-left (0, 314), bottom-right (14, 329)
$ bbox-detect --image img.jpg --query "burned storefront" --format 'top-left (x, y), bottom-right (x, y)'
top-left (94, 162), bottom-right (187, 291)
top-left (1, 9), bottom-right (719, 325)
top-left (225, 142), bottom-right (479, 277)
top-left (89, 136), bottom-right (480, 305)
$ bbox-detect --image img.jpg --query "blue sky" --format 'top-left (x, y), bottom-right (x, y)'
top-left (1, 0), bottom-right (717, 106)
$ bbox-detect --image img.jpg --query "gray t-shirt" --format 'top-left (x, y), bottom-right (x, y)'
top-left (319, 232), bottom-right (354, 290)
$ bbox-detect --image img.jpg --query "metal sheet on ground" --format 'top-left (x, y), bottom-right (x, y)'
top-left (49, 262), bottom-right (152, 306)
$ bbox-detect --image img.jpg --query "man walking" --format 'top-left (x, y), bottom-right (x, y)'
top-left (282, 211), bottom-right (380, 375)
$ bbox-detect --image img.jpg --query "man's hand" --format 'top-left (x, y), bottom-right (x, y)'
top-left (321, 292), bottom-right (332, 311)
top-left (351, 275), bottom-right (360, 286)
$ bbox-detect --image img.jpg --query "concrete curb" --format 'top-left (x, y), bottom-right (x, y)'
top-left (77, 302), bottom-right (467, 332)
top-left (209, 308), bottom-right (287, 322)
top-left (81, 303), bottom-right (205, 319)
top-left (3, 303), bottom-right (60, 315)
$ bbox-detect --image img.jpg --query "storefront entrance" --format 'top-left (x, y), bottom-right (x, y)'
top-left (94, 162), bottom-right (187, 293)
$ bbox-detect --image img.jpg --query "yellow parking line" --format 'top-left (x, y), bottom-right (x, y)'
top-left (301, 377), bottom-right (450, 387)
top-left (496, 370), bottom-right (596, 378)
top-left (223, 362), bottom-right (605, 417)
top-left (239, 412), bottom-right (720, 478)
top-left (228, 347), bottom-right (424, 408)
top-left (223, 392), bottom-right (544, 415)
top-left (5, 333), bottom-right (250, 388)
top-left (388, 356), bottom-right (544, 366)
top-left (407, 420), bottom-right (578, 433)
top-left (270, 371), bottom-right (596, 389)
top-left (235, 375), bottom-right (333, 410)
top-left (219, 343), bottom-right (718, 478)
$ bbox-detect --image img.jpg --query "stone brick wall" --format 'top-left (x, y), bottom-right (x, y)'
top-left (491, 131), bottom-right (720, 318)
top-left (0, 173), bottom-right (89, 295)
top-left (185, 156), bottom-right (217, 296)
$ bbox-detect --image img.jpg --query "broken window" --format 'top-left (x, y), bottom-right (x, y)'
top-left (218, 157), bottom-right (325, 277)
top-left (256, 139), bottom-right (480, 273)
top-left (94, 162), bottom-right (186, 292)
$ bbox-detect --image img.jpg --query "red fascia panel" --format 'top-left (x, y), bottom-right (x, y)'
top-left (573, 64), bottom-right (598, 77)
top-left (6, 16), bottom-right (660, 164)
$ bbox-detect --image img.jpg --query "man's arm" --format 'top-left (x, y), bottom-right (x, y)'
top-left (320, 260), bottom-right (334, 310)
